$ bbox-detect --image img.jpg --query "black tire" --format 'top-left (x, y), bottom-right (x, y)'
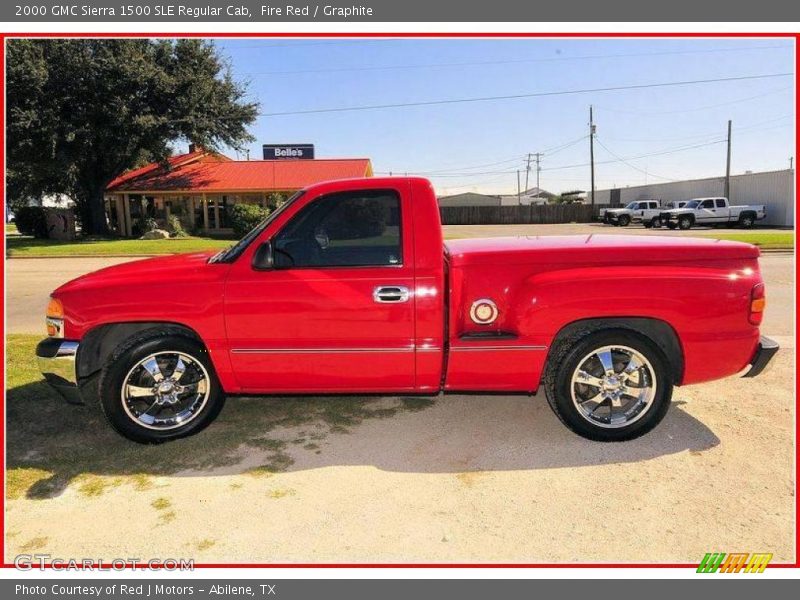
top-left (649, 217), bottom-right (662, 229)
top-left (618, 215), bottom-right (631, 227)
top-left (738, 213), bottom-right (755, 229)
top-left (678, 216), bottom-right (693, 230)
top-left (97, 331), bottom-right (225, 443)
top-left (544, 330), bottom-right (673, 442)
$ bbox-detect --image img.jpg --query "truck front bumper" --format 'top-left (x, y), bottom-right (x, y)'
top-left (36, 338), bottom-right (82, 404)
top-left (742, 336), bottom-right (779, 378)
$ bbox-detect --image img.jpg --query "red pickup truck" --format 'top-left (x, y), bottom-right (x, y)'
top-left (37, 177), bottom-right (777, 443)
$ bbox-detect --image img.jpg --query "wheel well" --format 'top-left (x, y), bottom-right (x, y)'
top-left (739, 210), bottom-right (756, 220)
top-left (76, 322), bottom-right (203, 380)
top-left (679, 213), bottom-right (694, 222)
top-left (546, 317), bottom-right (684, 384)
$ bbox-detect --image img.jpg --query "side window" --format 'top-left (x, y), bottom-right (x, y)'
top-left (715, 199), bottom-right (727, 208)
top-left (649, 202), bottom-right (657, 209)
top-left (701, 200), bottom-right (715, 209)
top-left (273, 190), bottom-right (402, 268)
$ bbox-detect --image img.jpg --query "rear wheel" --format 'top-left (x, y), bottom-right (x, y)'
top-left (98, 332), bottom-right (225, 443)
top-left (544, 330), bottom-right (673, 441)
top-left (678, 216), bottom-right (693, 230)
top-left (739, 213), bottom-right (755, 229)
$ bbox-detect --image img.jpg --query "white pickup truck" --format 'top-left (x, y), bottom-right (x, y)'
top-left (659, 197), bottom-right (766, 230)
top-left (600, 200), bottom-right (663, 228)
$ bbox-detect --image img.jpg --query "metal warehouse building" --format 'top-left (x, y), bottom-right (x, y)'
top-left (593, 169), bottom-right (795, 227)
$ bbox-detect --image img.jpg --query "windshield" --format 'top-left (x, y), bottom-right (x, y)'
top-left (210, 191), bottom-right (305, 263)
top-left (684, 200), bottom-right (702, 209)
top-left (624, 202), bottom-right (639, 209)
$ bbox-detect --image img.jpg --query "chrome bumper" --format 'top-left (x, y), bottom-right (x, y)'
top-left (742, 336), bottom-right (779, 378)
top-left (36, 338), bottom-right (82, 404)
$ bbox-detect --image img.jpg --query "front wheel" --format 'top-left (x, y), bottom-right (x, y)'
top-left (678, 216), bottom-right (693, 230)
top-left (617, 215), bottom-right (631, 227)
top-left (98, 332), bottom-right (225, 443)
top-left (544, 330), bottom-right (673, 441)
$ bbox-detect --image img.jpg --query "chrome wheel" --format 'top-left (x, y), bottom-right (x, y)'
top-left (570, 345), bottom-right (657, 429)
top-left (121, 351), bottom-right (210, 431)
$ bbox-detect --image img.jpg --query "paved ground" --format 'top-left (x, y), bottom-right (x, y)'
top-left (4, 226), bottom-right (796, 564)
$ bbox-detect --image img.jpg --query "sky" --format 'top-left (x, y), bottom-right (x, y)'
top-left (212, 38), bottom-right (795, 196)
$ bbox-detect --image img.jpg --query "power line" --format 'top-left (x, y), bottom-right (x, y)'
top-left (601, 114), bottom-right (793, 143)
top-left (593, 86), bottom-right (792, 116)
top-left (542, 138), bottom-right (727, 172)
top-left (258, 72), bottom-right (792, 117)
top-left (540, 135), bottom-right (588, 156)
top-left (378, 137), bottom-right (728, 178)
top-left (594, 138), bottom-right (677, 182)
top-left (407, 155), bottom-right (526, 175)
top-left (241, 44), bottom-right (793, 76)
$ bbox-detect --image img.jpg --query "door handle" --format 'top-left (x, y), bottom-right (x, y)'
top-left (373, 286), bottom-right (410, 303)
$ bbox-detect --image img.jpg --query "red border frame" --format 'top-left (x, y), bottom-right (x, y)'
top-left (1, 29), bottom-right (797, 571)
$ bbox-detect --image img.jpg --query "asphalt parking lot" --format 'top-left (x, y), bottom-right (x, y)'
top-left (4, 225), bottom-right (795, 564)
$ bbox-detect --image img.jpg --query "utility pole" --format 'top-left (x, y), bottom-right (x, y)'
top-left (517, 170), bottom-right (521, 204)
top-left (589, 105), bottom-right (596, 207)
top-left (524, 154), bottom-right (532, 192)
top-left (790, 157), bottom-right (794, 170)
top-left (724, 119), bottom-right (732, 200)
top-left (533, 153), bottom-right (543, 199)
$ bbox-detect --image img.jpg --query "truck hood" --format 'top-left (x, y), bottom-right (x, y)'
top-left (445, 235), bottom-right (759, 266)
top-left (54, 251), bottom-right (222, 294)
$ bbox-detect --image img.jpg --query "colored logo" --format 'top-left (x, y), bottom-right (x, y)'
top-left (697, 552), bottom-right (772, 573)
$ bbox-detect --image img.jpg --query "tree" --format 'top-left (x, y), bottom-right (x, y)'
top-left (7, 39), bottom-right (259, 235)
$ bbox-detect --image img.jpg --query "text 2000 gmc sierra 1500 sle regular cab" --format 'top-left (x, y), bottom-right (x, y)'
top-left (37, 177), bottom-right (778, 444)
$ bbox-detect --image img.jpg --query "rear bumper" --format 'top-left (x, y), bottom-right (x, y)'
top-left (742, 336), bottom-right (780, 378)
top-left (36, 338), bottom-right (82, 404)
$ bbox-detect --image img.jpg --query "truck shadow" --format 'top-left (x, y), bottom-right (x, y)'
top-left (6, 379), bottom-right (719, 501)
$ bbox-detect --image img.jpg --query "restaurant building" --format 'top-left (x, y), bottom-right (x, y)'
top-left (105, 146), bottom-right (373, 237)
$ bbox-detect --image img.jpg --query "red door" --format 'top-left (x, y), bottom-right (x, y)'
top-left (223, 185), bottom-right (416, 393)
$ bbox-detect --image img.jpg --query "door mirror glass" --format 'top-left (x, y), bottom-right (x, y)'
top-left (252, 240), bottom-right (274, 271)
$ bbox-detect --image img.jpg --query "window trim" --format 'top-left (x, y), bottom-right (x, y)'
top-left (271, 188), bottom-right (405, 271)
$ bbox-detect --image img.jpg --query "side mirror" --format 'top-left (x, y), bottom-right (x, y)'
top-left (252, 241), bottom-right (274, 271)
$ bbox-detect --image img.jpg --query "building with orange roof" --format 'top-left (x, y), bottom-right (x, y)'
top-left (105, 145), bottom-right (373, 236)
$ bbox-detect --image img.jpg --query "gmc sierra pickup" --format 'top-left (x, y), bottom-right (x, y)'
top-left (37, 177), bottom-right (778, 443)
top-left (660, 197), bottom-right (767, 230)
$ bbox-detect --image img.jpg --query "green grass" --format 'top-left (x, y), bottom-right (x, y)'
top-left (6, 235), bottom-right (233, 257)
top-left (698, 232), bottom-right (794, 250)
top-left (6, 223), bottom-right (18, 234)
top-left (5, 334), bottom-right (435, 501)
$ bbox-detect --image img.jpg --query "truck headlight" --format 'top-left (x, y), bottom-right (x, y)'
top-left (46, 297), bottom-right (64, 338)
